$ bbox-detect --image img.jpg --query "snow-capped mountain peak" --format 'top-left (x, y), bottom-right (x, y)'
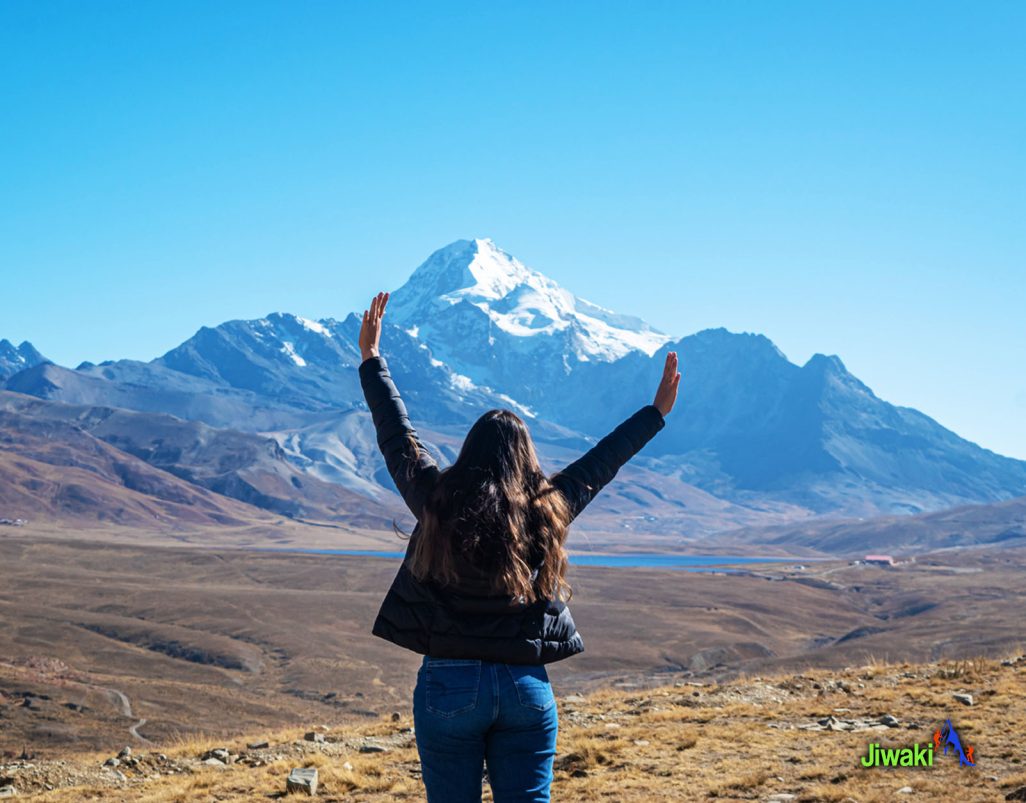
top-left (389, 238), bottom-right (671, 362)
top-left (0, 339), bottom-right (49, 381)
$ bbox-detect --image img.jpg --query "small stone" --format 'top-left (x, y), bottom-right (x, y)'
top-left (633, 739), bottom-right (650, 746)
top-left (359, 743), bottom-right (388, 753)
top-left (767, 795), bottom-right (797, 802)
top-left (202, 758), bottom-right (225, 767)
top-left (157, 754), bottom-right (168, 762)
top-left (0, 786), bottom-right (16, 799)
top-left (1004, 786), bottom-right (1026, 802)
top-left (897, 787), bottom-right (914, 794)
top-left (247, 741), bottom-right (269, 750)
top-left (391, 711), bottom-right (401, 722)
top-left (304, 731), bottom-right (325, 743)
top-left (879, 714), bottom-right (900, 727)
top-left (118, 746), bottom-right (132, 758)
top-left (953, 693), bottom-right (974, 706)
top-left (104, 758), bottom-right (120, 768)
top-left (286, 767), bottom-right (318, 796)
top-left (342, 761), bottom-right (354, 771)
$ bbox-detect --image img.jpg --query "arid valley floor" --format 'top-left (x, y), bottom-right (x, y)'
top-left (1, 526), bottom-right (1025, 799)
top-left (2, 653), bottom-right (1025, 801)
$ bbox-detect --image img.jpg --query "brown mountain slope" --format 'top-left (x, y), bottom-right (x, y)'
top-left (731, 493), bottom-right (1026, 555)
top-left (0, 391), bottom-right (404, 529)
top-left (0, 409), bottom-right (276, 528)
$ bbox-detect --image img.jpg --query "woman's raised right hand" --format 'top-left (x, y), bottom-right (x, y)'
top-left (653, 351), bottom-right (681, 417)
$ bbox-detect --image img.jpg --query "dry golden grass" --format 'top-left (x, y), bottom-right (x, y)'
top-left (10, 655), bottom-right (1025, 801)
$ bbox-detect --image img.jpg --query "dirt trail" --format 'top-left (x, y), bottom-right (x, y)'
top-left (105, 687), bottom-right (151, 744)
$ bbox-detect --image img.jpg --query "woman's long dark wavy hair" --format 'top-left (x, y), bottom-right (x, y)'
top-left (404, 409), bottom-right (572, 604)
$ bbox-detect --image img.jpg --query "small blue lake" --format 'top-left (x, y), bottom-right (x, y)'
top-left (256, 548), bottom-right (799, 571)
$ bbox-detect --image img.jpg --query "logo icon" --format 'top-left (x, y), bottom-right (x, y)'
top-left (934, 719), bottom-right (975, 766)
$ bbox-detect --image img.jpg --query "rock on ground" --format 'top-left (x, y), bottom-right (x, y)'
top-left (286, 767), bottom-right (318, 796)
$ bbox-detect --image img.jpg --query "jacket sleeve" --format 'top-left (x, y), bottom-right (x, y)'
top-left (359, 354), bottom-right (440, 519)
top-left (550, 404), bottom-right (665, 521)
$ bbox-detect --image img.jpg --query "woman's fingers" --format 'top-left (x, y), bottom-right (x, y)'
top-left (663, 351), bottom-right (677, 381)
top-left (369, 291), bottom-right (389, 322)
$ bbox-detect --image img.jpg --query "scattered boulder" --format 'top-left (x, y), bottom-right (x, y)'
top-left (247, 741), bottom-right (270, 750)
top-left (953, 693), bottom-right (974, 706)
top-left (1005, 787), bottom-right (1026, 802)
top-left (303, 732), bottom-right (325, 743)
top-left (391, 711), bottom-right (401, 722)
top-left (0, 786), bottom-right (15, 799)
top-left (286, 767), bottom-right (318, 796)
top-left (118, 746), bottom-right (132, 759)
top-left (804, 714), bottom-right (897, 732)
top-left (202, 758), bottom-right (226, 767)
top-left (201, 748), bottom-right (231, 764)
top-left (103, 758), bottom-right (120, 768)
top-left (359, 743), bottom-right (388, 753)
top-left (897, 787), bottom-right (914, 794)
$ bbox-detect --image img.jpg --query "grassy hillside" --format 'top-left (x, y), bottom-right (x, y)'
top-left (3, 655), bottom-right (1023, 801)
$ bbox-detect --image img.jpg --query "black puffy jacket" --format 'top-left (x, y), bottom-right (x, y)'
top-left (359, 354), bottom-right (665, 665)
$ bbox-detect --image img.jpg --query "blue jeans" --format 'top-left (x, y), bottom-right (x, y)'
top-left (412, 656), bottom-right (559, 803)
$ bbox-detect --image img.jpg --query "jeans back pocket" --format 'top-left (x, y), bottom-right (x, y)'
top-left (423, 659), bottom-right (482, 718)
top-left (507, 664), bottom-right (554, 712)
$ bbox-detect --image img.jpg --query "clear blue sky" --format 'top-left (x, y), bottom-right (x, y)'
top-left (2, 1), bottom-right (1024, 458)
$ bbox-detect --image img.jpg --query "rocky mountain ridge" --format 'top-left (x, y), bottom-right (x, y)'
top-left (3, 238), bottom-right (1025, 540)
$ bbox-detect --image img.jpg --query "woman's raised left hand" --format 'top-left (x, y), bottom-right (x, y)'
top-left (359, 291), bottom-right (389, 361)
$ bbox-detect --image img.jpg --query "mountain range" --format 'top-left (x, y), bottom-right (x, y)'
top-left (3, 238), bottom-right (1024, 551)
